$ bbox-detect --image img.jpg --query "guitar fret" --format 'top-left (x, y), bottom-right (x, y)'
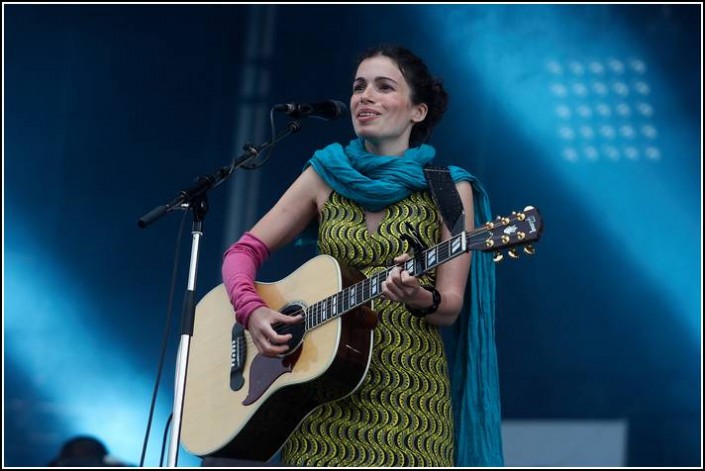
top-left (441, 240), bottom-right (450, 263)
top-left (426, 247), bottom-right (437, 268)
top-left (451, 234), bottom-right (463, 254)
top-left (405, 259), bottom-right (415, 276)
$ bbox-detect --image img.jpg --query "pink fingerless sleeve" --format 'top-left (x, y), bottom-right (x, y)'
top-left (222, 232), bottom-right (271, 329)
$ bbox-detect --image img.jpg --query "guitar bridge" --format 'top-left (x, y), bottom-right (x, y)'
top-left (230, 323), bottom-right (246, 391)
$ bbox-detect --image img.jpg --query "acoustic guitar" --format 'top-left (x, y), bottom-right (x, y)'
top-left (181, 207), bottom-right (543, 461)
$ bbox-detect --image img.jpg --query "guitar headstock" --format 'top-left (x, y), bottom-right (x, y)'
top-left (472, 206), bottom-right (544, 262)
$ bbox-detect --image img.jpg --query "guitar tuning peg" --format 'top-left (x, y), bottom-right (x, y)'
top-left (508, 248), bottom-right (520, 259)
top-left (523, 245), bottom-right (536, 255)
top-left (492, 252), bottom-right (504, 263)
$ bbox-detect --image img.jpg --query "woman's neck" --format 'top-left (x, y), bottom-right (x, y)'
top-left (363, 139), bottom-right (410, 157)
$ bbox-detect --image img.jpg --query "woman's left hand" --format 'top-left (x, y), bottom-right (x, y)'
top-left (381, 253), bottom-right (429, 307)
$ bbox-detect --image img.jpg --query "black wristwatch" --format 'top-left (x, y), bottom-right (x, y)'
top-left (406, 286), bottom-right (441, 318)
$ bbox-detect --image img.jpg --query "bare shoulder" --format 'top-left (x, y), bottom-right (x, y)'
top-left (455, 180), bottom-right (474, 209)
top-left (298, 166), bottom-right (333, 210)
top-left (250, 167), bottom-right (332, 251)
top-left (455, 180), bottom-right (473, 198)
top-left (299, 165), bottom-right (328, 186)
top-left (455, 180), bottom-right (475, 230)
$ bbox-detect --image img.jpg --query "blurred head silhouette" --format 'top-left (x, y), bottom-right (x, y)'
top-left (48, 435), bottom-right (129, 467)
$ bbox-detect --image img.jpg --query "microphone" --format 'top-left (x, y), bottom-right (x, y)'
top-left (273, 100), bottom-right (347, 121)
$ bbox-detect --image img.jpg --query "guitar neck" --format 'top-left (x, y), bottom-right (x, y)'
top-left (304, 206), bottom-right (542, 331)
top-left (304, 230), bottom-right (471, 331)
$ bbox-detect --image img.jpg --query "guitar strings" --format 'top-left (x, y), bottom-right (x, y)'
top-left (250, 224), bottom-right (506, 341)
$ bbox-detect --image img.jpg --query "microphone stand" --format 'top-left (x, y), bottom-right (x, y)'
top-left (138, 120), bottom-right (302, 467)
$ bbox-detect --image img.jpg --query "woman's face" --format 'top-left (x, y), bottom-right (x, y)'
top-left (351, 55), bottom-right (427, 155)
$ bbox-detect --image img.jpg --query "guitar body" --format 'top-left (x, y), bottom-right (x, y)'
top-left (181, 254), bottom-right (376, 462)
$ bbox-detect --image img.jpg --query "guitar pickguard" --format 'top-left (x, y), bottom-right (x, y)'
top-left (242, 354), bottom-right (292, 405)
top-left (242, 303), bottom-right (305, 405)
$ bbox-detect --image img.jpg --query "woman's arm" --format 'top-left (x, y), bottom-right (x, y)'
top-left (383, 180), bottom-right (475, 326)
top-left (249, 166), bottom-right (329, 251)
top-left (226, 167), bottom-right (330, 356)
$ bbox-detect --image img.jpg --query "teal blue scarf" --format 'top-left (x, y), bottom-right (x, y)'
top-left (304, 138), bottom-right (504, 466)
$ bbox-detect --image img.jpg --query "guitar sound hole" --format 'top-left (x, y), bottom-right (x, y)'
top-left (280, 304), bottom-right (306, 354)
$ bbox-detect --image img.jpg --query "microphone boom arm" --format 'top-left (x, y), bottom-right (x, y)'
top-left (137, 120), bottom-right (302, 228)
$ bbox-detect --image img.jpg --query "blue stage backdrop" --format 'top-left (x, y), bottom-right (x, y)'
top-left (4, 4), bottom-right (701, 467)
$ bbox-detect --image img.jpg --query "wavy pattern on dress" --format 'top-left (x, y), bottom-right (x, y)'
top-left (281, 191), bottom-right (454, 466)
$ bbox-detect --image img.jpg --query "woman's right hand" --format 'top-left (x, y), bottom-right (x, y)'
top-left (247, 306), bottom-right (303, 357)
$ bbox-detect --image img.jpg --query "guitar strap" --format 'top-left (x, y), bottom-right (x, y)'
top-left (423, 165), bottom-right (465, 236)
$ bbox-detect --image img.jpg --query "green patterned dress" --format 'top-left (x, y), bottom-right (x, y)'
top-left (281, 191), bottom-right (455, 467)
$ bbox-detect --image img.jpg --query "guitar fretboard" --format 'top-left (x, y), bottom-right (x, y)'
top-left (304, 230), bottom-right (470, 331)
top-left (300, 206), bottom-right (542, 331)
